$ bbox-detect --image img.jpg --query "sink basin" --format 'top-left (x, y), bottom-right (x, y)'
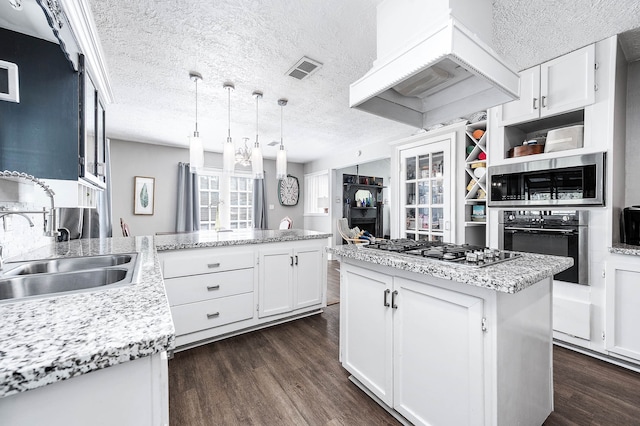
top-left (0, 268), bottom-right (129, 301)
top-left (2, 253), bottom-right (135, 276)
top-left (0, 253), bottom-right (140, 302)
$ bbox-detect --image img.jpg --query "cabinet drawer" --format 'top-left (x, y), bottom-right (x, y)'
top-left (171, 292), bottom-right (254, 336)
top-left (162, 248), bottom-right (254, 278)
top-left (164, 268), bottom-right (254, 306)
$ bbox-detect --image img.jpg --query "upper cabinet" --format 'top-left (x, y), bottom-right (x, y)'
top-left (0, 0), bottom-right (112, 207)
top-left (498, 44), bottom-right (596, 127)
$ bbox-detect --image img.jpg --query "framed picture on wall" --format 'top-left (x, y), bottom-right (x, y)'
top-left (134, 176), bottom-right (155, 215)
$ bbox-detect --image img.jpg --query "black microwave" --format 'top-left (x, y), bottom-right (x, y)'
top-left (488, 152), bottom-right (605, 207)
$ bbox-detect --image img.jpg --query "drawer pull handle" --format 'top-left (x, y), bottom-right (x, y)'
top-left (206, 285), bottom-right (220, 291)
top-left (207, 262), bottom-right (221, 268)
top-left (295, 255), bottom-right (298, 265)
top-left (207, 312), bottom-right (220, 319)
top-left (290, 256), bottom-right (294, 266)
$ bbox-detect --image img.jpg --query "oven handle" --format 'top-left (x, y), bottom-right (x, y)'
top-left (504, 226), bottom-right (577, 234)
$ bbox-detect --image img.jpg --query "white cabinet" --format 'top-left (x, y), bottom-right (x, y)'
top-left (398, 134), bottom-right (453, 242)
top-left (499, 44), bottom-right (595, 126)
top-left (159, 245), bottom-right (256, 347)
top-left (160, 239), bottom-right (328, 350)
top-left (258, 242), bottom-right (326, 318)
top-left (0, 352), bottom-right (168, 426)
top-left (392, 277), bottom-right (485, 426)
top-left (339, 260), bottom-right (554, 426)
top-left (341, 264), bottom-right (485, 425)
top-left (605, 256), bottom-right (640, 362)
top-left (341, 265), bottom-right (393, 404)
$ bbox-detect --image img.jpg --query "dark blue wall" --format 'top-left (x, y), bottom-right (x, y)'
top-left (0, 28), bottom-right (78, 180)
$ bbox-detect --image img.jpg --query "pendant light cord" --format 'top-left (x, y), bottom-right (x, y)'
top-left (255, 95), bottom-right (259, 146)
top-left (280, 103), bottom-right (284, 148)
top-left (227, 86), bottom-right (232, 143)
top-left (194, 78), bottom-right (199, 136)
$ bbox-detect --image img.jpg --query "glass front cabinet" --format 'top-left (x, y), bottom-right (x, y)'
top-left (400, 138), bottom-right (452, 242)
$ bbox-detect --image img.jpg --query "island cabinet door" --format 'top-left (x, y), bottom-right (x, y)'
top-left (293, 246), bottom-right (325, 309)
top-left (258, 248), bottom-right (294, 317)
top-left (392, 277), bottom-right (485, 426)
top-left (341, 265), bottom-right (394, 406)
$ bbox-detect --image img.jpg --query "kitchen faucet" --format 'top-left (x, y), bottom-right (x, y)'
top-left (0, 170), bottom-right (59, 238)
top-left (0, 210), bottom-right (35, 227)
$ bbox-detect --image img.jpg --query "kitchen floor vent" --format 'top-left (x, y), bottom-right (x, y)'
top-left (286, 56), bottom-right (322, 80)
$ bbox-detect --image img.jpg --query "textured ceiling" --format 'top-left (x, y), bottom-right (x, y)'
top-left (83, 0), bottom-right (640, 163)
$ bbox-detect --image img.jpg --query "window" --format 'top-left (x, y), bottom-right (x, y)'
top-left (304, 170), bottom-right (329, 215)
top-left (229, 176), bottom-right (253, 229)
top-left (199, 174), bottom-right (220, 230)
top-left (199, 171), bottom-right (253, 230)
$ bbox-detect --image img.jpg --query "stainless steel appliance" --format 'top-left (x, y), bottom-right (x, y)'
top-left (499, 210), bottom-right (588, 285)
top-left (363, 239), bottom-right (520, 268)
top-left (622, 206), bottom-right (640, 246)
top-left (488, 152), bottom-right (605, 207)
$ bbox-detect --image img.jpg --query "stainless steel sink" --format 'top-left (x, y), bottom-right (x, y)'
top-left (2, 253), bottom-right (135, 276)
top-left (0, 253), bottom-right (140, 302)
top-left (0, 268), bottom-right (130, 300)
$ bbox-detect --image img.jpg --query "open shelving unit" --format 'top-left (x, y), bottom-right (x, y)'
top-left (464, 121), bottom-right (487, 223)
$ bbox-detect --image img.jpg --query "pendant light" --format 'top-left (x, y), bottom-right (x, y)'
top-left (222, 82), bottom-right (236, 174)
top-left (276, 98), bottom-right (288, 180)
top-left (251, 90), bottom-right (264, 179)
top-left (188, 71), bottom-right (204, 173)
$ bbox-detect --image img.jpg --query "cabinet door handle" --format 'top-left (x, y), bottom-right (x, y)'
top-left (384, 289), bottom-right (391, 307)
top-left (207, 312), bottom-right (220, 319)
top-left (541, 95), bottom-right (547, 108)
top-left (290, 256), bottom-right (294, 266)
top-left (207, 262), bottom-right (221, 268)
top-left (295, 255), bottom-right (298, 265)
top-left (207, 285), bottom-right (220, 291)
top-left (532, 97), bottom-right (538, 110)
top-left (391, 290), bottom-right (398, 309)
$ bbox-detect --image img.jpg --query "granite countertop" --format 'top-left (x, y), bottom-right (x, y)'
top-left (155, 228), bottom-right (332, 251)
top-left (609, 243), bottom-right (640, 256)
top-left (0, 236), bottom-right (175, 399)
top-left (329, 245), bottom-right (573, 294)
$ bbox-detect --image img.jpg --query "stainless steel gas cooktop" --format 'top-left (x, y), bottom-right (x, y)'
top-left (363, 239), bottom-right (520, 267)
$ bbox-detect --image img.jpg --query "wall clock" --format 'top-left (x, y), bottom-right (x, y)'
top-left (278, 174), bottom-right (299, 206)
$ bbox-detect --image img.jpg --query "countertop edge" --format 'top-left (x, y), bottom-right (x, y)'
top-left (0, 237), bottom-right (176, 399)
top-left (328, 246), bottom-right (573, 294)
top-left (609, 243), bottom-right (640, 256)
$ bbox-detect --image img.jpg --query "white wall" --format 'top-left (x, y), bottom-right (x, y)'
top-left (110, 139), bottom-right (304, 236)
top-left (625, 61), bottom-right (640, 206)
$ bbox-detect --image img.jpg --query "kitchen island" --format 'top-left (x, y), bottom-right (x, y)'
top-left (329, 244), bottom-right (573, 426)
top-left (0, 236), bottom-right (174, 425)
top-left (155, 229), bottom-right (331, 350)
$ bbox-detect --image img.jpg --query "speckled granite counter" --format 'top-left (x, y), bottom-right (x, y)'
top-left (0, 236), bottom-right (175, 399)
top-left (329, 245), bottom-right (573, 294)
top-left (610, 243), bottom-right (640, 256)
top-left (155, 228), bottom-right (332, 251)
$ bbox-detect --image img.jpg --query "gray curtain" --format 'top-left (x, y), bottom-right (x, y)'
top-left (57, 140), bottom-right (113, 239)
top-left (176, 162), bottom-right (200, 232)
top-left (253, 172), bottom-right (268, 229)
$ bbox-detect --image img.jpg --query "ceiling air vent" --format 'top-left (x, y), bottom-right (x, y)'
top-left (286, 56), bottom-right (322, 80)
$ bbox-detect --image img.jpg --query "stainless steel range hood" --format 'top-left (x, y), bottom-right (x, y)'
top-left (350, 0), bottom-right (520, 129)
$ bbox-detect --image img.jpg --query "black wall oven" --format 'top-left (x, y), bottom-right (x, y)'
top-left (488, 152), bottom-right (605, 207)
top-left (499, 210), bottom-right (589, 285)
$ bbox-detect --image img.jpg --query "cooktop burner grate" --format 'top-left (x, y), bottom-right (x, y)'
top-left (363, 239), bottom-right (520, 267)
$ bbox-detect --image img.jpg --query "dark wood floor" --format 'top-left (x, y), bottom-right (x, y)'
top-left (169, 261), bottom-right (640, 425)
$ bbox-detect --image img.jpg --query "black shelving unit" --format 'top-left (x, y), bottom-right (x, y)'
top-left (342, 173), bottom-right (385, 239)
